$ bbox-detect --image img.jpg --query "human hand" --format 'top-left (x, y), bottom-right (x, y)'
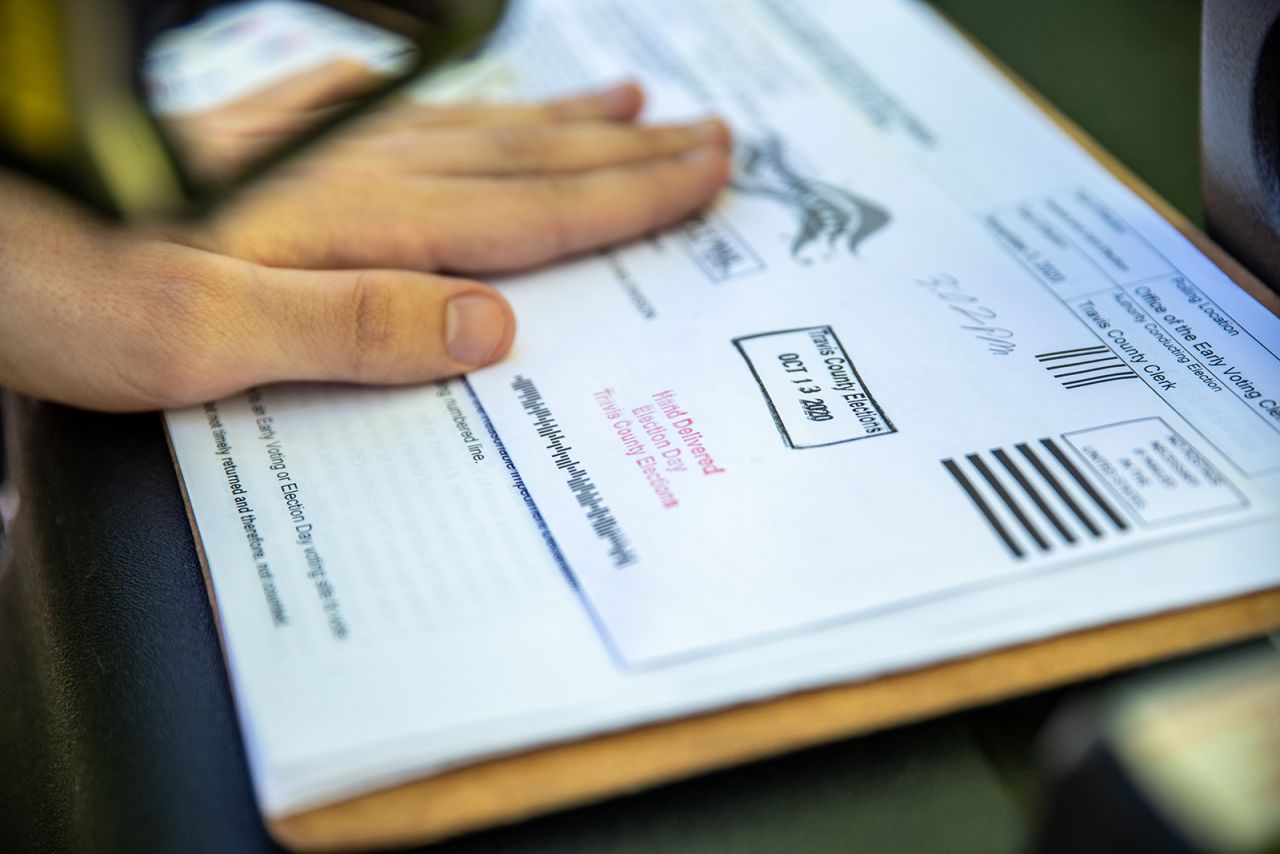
top-left (0, 83), bottom-right (731, 412)
top-left (183, 81), bottom-right (733, 274)
top-left (0, 172), bottom-right (515, 411)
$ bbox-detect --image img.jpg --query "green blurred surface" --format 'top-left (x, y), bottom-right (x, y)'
top-left (933, 0), bottom-right (1203, 225)
top-left (433, 3), bottom-right (1205, 851)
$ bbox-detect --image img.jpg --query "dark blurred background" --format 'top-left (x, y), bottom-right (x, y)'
top-left (1, 2), bottom-right (1254, 853)
top-left (935, 0), bottom-right (1202, 225)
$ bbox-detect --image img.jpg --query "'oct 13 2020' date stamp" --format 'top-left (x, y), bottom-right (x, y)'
top-left (734, 325), bottom-right (896, 449)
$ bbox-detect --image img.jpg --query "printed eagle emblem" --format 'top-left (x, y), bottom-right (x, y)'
top-left (732, 133), bottom-right (890, 261)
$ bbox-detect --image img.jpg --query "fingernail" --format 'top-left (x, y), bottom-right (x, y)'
top-left (597, 81), bottom-right (639, 112)
top-left (446, 294), bottom-right (509, 365)
top-left (694, 118), bottom-right (730, 145)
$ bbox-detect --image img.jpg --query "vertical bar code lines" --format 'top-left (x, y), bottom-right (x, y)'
top-left (1015, 442), bottom-right (1102, 538)
top-left (1040, 438), bottom-right (1129, 530)
top-left (942, 459), bottom-right (1024, 559)
top-left (943, 436), bottom-right (1131, 559)
top-left (1036, 345), bottom-right (1139, 390)
top-left (967, 453), bottom-right (1050, 552)
top-left (992, 447), bottom-right (1075, 544)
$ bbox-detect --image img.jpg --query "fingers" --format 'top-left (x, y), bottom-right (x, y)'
top-left (543, 82), bottom-right (646, 122)
top-left (423, 145), bottom-right (733, 272)
top-left (181, 79), bottom-right (735, 280)
top-left (322, 118), bottom-right (731, 176)
top-left (366, 81), bottom-right (645, 132)
top-left (206, 140), bottom-right (732, 273)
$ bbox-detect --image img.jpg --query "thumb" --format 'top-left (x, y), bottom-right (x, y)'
top-left (210, 264), bottom-right (515, 394)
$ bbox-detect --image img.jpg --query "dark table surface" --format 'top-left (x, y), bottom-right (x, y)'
top-left (0, 2), bottom-right (1218, 852)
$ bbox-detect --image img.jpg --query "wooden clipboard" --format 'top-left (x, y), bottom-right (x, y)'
top-left (173, 11), bottom-right (1280, 852)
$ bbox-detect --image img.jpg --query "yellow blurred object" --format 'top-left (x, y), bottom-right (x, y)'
top-left (0, 0), bottom-right (73, 158)
top-left (0, 0), bottom-right (508, 219)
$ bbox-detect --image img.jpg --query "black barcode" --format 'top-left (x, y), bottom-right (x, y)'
top-left (1036, 345), bottom-right (1138, 389)
top-left (942, 437), bottom-right (1129, 559)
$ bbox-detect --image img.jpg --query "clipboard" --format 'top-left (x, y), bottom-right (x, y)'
top-left (172, 10), bottom-right (1280, 851)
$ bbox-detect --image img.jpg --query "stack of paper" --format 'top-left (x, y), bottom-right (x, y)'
top-left (165, 0), bottom-right (1280, 816)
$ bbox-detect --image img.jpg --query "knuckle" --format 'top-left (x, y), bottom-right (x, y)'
top-left (647, 159), bottom-right (699, 219)
top-left (135, 343), bottom-right (217, 408)
top-left (486, 126), bottom-right (544, 167)
top-left (526, 182), bottom-right (578, 256)
top-left (644, 125), bottom-right (687, 153)
top-left (340, 271), bottom-right (399, 379)
top-left (110, 247), bottom-right (230, 406)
